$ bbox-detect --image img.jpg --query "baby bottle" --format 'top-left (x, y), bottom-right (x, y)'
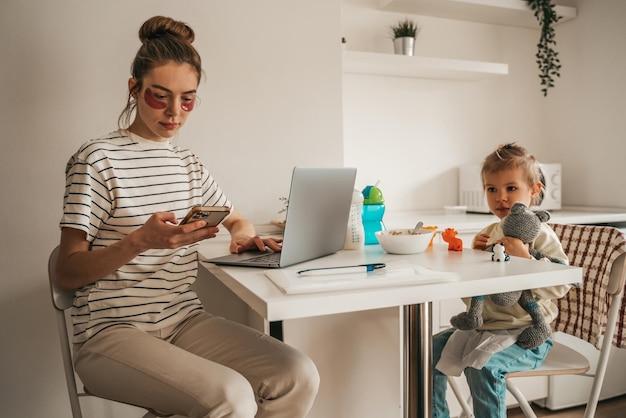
top-left (362, 181), bottom-right (386, 245)
top-left (344, 189), bottom-right (365, 250)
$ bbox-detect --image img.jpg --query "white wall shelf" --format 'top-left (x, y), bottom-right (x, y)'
top-left (343, 50), bottom-right (508, 80)
top-left (378, 0), bottom-right (577, 28)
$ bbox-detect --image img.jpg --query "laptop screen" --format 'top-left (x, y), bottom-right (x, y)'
top-left (279, 166), bottom-right (357, 267)
top-left (206, 166), bottom-right (357, 268)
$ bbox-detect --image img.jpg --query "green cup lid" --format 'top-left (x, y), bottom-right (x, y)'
top-left (362, 185), bottom-right (384, 204)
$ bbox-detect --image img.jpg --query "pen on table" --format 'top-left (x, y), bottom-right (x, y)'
top-left (297, 263), bottom-right (386, 277)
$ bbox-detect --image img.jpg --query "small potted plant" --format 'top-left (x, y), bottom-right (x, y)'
top-left (390, 17), bottom-right (420, 56)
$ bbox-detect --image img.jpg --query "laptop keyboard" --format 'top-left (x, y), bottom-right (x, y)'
top-left (241, 252), bottom-right (281, 264)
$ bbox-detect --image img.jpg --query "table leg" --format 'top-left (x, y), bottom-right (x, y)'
top-left (404, 303), bottom-right (432, 418)
top-left (269, 320), bottom-right (283, 341)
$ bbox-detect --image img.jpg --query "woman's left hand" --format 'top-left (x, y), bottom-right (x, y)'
top-left (230, 235), bottom-right (283, 254)
top-left (221, 208), bottom-right (283, 254)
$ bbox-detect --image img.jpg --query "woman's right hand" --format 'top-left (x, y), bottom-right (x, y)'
top-left (130, 212), bottom-right (219, 252)
top-left (56, 212), bottom-right (218, 290)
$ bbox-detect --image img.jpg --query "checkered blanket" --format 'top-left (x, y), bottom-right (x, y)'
top-left (550, 224), bottom-right (626, 349)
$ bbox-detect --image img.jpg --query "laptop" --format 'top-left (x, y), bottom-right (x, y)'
top-left (206, 166), bottom-right (357, 268)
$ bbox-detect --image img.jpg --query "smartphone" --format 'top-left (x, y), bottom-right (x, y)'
top-left (180, 206), bottom-right (231, 227)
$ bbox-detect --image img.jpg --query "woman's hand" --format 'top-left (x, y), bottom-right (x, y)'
top-left (229, 235), bottom-right (283, 254)
top-left (220, 208), bottom-right (283, 254)
top-left (130, 212), bottom-right (219, 252)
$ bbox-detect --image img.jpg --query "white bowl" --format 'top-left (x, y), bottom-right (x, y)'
top-left (375, 229), bottom-right (435, 255)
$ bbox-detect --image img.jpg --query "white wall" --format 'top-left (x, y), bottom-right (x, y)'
top-left (542, 0), bottom-right (626, 207)
top-left (1, 0), bottom-right (625, 416)
top-left (0, 1), bottom-right (341, 417)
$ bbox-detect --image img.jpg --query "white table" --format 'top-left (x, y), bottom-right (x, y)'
top-left (198, 240), bottom-right (582, 418)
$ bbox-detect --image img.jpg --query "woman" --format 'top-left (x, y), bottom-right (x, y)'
top-left (56, 15), bottom-right (319, 418)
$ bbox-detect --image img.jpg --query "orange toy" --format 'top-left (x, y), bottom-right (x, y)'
top-left (423, 225), bottom-right (438, 247)
top-left (442, 228), bottom-right (463, 251)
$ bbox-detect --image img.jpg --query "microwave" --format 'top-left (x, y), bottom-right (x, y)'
top-left (458, 163), bottom-right (562, 213)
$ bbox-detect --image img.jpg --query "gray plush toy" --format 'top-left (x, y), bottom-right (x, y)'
top-left (449, 202), bottom-right (552, 349)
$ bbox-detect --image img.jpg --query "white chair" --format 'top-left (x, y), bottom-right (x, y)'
top-left (449, 224), bottom-right (626, 418)
top-left (48, 246), bottom-right (171, 418)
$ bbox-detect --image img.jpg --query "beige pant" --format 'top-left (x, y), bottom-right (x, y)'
top-left (74, 311), bottom-right (319, 418)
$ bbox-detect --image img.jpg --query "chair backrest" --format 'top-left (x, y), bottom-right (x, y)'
top-left (549, 224), bottom-right (626, 348)
top-left (48, 246), bottom-right (85, 418)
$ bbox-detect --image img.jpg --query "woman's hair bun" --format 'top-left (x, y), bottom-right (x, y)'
top-left (139, 16), bottom-right (195, 44)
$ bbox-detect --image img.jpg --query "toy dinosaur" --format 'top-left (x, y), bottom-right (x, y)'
top-left (449, 202), bottom-right (553, 349)
top-left (442, 228), bottom-right (463, 251)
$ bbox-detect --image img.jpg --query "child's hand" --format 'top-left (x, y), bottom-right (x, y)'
top-left (501, 236), bottom-right (531, 259)
top-left (473, 233), bottom-right (491, 250)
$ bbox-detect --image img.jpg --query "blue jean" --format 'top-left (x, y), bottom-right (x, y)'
top-left (432, 328), bottom-right (552, 418)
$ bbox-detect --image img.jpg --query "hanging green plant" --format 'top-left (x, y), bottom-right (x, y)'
top-left (526, 0), bottom-right (562, 96)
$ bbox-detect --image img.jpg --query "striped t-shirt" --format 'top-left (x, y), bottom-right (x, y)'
top-left (60, 131), bottom-right (232, 344)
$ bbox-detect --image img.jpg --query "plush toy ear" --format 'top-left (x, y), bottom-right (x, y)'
top-left (535, 210), bottom-right (551, 223)
top-left (510, 202), bottom-right (527, 213)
